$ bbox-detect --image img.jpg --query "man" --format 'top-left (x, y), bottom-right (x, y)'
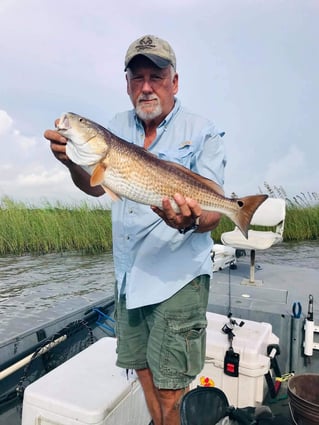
top-left (44, 34), bottom-right (226, 425)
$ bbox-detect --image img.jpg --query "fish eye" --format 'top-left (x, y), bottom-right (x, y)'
top-left (79, 118), bottom-right (83, 122)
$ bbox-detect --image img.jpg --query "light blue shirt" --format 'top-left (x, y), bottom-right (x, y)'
top-left (107, 98), bottom-right (226, 309)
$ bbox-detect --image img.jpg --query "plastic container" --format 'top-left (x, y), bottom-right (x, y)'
top-left (191, 312), bottom-right (279, 407)
top-left (22, 337), bottom-right (151, 425)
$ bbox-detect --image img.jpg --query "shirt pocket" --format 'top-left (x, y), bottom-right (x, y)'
top-left (157, 142), bottom-right (194, 169)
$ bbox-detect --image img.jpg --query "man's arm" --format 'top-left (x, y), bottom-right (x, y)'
top-left (195, 210), bottom-right (221, 233)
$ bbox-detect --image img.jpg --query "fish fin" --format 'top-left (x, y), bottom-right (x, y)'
top-left (232, 194), bottom-right (268, 238)
top-left (192, 173), bottom-right (224, 196)
top-left (101, 185), bottom-right (121, 201)
top-left (90, 163), bottom-right (106, 186)
top-left (166, 161), bottom-right (225, 196)
top-left (90, 163), bottom-right (121, 201)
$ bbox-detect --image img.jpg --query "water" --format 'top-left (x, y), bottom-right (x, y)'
top-left (0, 252), bottom-right (114, 313)
top-left (256, 240), bottom-right (319, 268)
top-left (0, 241), bottom-right (318, 341)
top-left (0, 252), bottom-right (115, 340)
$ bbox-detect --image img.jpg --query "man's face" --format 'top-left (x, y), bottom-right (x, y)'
top-left (126, 56), bottom-right (178, 123)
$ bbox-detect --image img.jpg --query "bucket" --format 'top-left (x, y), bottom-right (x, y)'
top-left (287, 374), bottom-right (319, 425)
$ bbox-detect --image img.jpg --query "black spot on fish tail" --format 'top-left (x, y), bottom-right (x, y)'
top-left (233, 194), bottom-right (268, 238)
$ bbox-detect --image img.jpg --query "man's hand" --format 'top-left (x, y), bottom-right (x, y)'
top-left (43, 123), bottom-right (105, 197)
top-left (151, 193), bottom-right (202, 231)
top-left (151, 193), bottom-right (222, 233)
top-left (44, 129), bottom-right (71, 165)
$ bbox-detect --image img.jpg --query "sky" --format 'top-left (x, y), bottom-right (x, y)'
top-left (0, 0), bottom-right (318, 206)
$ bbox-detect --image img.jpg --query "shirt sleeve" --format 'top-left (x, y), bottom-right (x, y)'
top-left (191, 125), bottom-right (227, 187)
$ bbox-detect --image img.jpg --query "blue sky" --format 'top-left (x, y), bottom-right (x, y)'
top-left (0, 0), bottom-right (318, 205)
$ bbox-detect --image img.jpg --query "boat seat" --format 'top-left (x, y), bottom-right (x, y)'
top-left (180, 386), bottom-right (229, 425)
top-left (221, 198), bottom-right (286, 285)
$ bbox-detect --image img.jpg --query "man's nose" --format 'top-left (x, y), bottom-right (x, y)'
top-left (141, 79), bottom-right (153, 92)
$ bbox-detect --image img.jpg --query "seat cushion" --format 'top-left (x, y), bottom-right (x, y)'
top-left (221, 229), bottom-right (283, 250)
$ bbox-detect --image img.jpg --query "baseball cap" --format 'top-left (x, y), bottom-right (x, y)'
top-left (124, 35), bottom-right (176, 71)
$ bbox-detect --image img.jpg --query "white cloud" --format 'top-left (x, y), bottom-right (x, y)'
top-left (16, 168), bottom-right (69, 186)
top-left (0, 110), bottom-right (105, 204)
top-left (0, 111), bottom-right (42, 160)
top-left (0, 1), bottom-right (318, 204)
top-left (13, 131), bottom-right (37, 151)
top-left (0, 111), bottom-right (67, 199)
top-left (0, 110), bottom-right (13, 136)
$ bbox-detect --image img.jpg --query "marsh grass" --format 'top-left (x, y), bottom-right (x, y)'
top-left (0, 197), bottom-right (112, 255)
top-left (0, 186), bottom-right (318, 255)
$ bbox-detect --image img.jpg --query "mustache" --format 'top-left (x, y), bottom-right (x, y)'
top-left (137, 94), bottom-right (159, 101)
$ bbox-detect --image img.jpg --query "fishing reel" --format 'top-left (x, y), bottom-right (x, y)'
top-left (221, 315), bottom-right (245, 338)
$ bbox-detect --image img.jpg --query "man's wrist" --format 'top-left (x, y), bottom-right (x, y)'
top-left (178, 216), bottom-right (200, 234)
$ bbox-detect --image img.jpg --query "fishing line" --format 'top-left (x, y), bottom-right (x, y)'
top-left (221, 261), bottom-right (245, 378)
top-left (228, 262), bottom-right (233, 318)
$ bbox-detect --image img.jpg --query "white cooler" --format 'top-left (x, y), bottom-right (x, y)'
top-left (191, 312), bottom-right (279, 407)
top-left (22, 337), bottom-right (151, 425)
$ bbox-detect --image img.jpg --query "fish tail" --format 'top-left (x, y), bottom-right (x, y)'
top-left (232, 194), bottom-right (268, 238)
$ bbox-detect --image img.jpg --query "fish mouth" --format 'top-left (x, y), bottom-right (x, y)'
top-left (56, 113), bottom-right (70, 132)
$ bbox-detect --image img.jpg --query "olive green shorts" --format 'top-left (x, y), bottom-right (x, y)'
top-left (114, 275), bottom-right (210, 389)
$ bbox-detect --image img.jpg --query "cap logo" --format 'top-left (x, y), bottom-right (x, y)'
top-left (135, 36), bottom-right (156, 52)
top-left (124, 35), bottom-right (176, 71)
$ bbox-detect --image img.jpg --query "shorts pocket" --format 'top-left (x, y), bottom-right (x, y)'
top-left (186, 327), bottom-right (207, 375)
top-left (160, 311), bottom-right (207, 378)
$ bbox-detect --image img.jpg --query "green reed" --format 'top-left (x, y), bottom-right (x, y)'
top-left (0, 189), bottom-right (318, 255)
top-left (0, 197), bottom-right (112, 255)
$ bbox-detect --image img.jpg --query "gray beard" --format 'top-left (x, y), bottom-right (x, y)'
top-left (135, 102), bottom-right (162, 121)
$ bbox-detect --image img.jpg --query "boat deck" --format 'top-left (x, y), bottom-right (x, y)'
top-left (1, 253), bottom-right (318, 424)
top-left (208, 255), bottom-right (319, 368)
top-left (208, 255), bottom-right (319, 423)
top-left (209, 255), bottom-right (319, 317)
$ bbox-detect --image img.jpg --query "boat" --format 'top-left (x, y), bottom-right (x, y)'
top-left (0, 296), bottom-right (116, 425)
top-left (1, 249), bottom-right (319, 424)
top-left (211, 244), bottom-right (238, 272)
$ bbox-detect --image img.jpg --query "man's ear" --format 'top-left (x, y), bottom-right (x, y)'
top-left (126, 73), bottom-right (130, 95)
top-left (173, 72), bottom-right (179, 95)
